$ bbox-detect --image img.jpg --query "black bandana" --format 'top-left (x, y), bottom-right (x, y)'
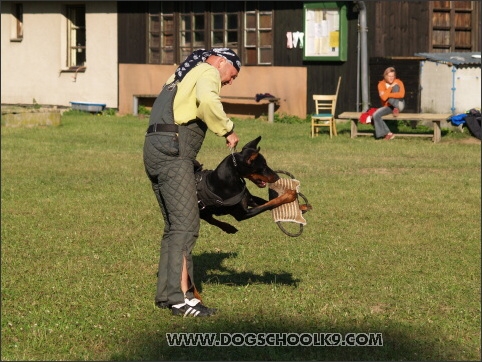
top-left (174, 48), bottom-right (241, 82)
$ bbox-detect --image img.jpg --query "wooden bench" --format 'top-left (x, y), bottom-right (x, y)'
top-left (133, 94), bottom-right (280, 123)
top-left (220, 96), bottom-right (280, 123)
top-left (338, 112), bottom-right (452, 143)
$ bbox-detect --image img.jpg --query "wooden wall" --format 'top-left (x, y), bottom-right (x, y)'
top-left (117, 1), bottom-right (478, 116)
top-left (366, 1), bottom-right (431, 57)
top-left (274, 2), bottom-right (363, 113)
top-left (118, 2), bottom-right (148, 64)
top-left (272, 1), bottom-right (432, 113)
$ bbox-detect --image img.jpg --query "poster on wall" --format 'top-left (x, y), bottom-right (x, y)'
top-left (303, 2), bottom-right (347, 61)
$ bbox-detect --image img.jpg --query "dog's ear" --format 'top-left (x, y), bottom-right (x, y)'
top-left (241, 136), bottom-right (262, 151)
top-left (246, 150), bottom-right (259, 165)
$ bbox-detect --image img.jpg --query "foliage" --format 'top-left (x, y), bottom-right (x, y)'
top-left (1, 115), bottom-right (480, 361)
top-left (103, 108), bottom-right (117, 116)
top-left (273, 113), bottom-right (311, 124)
top-left (61, 109), bottom-right (90, 116)
top-left (32, 98), bottom-right (41, 110)
top-left (138, 105), bottom-right (151, 115)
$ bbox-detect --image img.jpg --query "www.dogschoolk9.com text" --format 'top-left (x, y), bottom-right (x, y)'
top-left (166, 332), bottom-right (383, 347)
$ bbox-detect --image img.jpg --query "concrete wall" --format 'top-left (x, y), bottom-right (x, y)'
top-left (118, 64), bottom-right (308, 118)
top-left (1, 1), bottom-right (118, 108)
top-left (420, 61), bottom-right (481, 114)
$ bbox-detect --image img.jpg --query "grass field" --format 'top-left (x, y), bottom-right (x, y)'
top-left (1, 112), bottom-right (480, 360)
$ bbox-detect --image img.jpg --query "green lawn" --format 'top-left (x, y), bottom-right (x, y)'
top-left (1, 113), bottom-right (480, 360)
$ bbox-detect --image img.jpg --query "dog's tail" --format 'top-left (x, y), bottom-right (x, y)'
top-left (193, 285), bottom-right (203, 302)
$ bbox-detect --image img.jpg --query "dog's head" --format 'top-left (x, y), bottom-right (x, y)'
top-left (234, 136), bottom-right (280, 188)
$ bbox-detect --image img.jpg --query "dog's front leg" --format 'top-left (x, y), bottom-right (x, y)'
top-left (200, 214), bottom-right (238, 234)
top-left (233, 189), bottom-right (297, 221)
top-left (247, 195), bottom-right (269, 207)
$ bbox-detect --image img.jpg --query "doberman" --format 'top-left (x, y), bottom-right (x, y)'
top-left (194, 136), bottom-right (298, 234)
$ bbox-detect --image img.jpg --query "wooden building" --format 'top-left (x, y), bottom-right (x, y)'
top-left (117, 1), bottom-right (480, 116)
top-left (2, 1), bottom-right (480, 117)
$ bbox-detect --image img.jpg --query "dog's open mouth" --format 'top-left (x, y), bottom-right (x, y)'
top-left (255, 180), bottom-right (267, 188)
top-left (249, 177), bottom-right (267, 188)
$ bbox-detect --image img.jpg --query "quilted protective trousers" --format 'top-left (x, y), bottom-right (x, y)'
top-left (143, 85), bottom-right (207, 305)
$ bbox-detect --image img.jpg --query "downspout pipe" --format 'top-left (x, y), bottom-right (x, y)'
top-left (451, 66), bottom-right (457, 114)
top-left (358, 1), bottom-right (370, 112)
top-left (356, 15), bottom-right (361, 111)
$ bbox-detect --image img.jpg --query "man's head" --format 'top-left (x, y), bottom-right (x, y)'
top-left (206, 55), bottom-right (239, 86)
top-left (174, 48), bottom-right (241, 84)
top-left (209, 48), bottom-right (241, 72)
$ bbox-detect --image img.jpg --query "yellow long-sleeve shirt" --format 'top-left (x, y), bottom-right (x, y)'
top-left (165, 63), bottom-right (234, 137)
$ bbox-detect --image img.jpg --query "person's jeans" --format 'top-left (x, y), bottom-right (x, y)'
top-left (373, 85), bottom-right (405, 138)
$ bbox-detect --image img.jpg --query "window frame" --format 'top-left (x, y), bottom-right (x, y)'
top-left (147, 2), bottom-right (272, 66)
top-left (147, 2), bottom-right (175, 64)
top-left (10, 2), bottom-right (23, 42)
top-left (429, 1), bottom-right (477, 52)
top-left (210, 10), bottom-right (240, 49)
top-left (178, 10), bottom-right (208, 60)
top-left (66, 4), bottom-right (86, 70)
top-left (243, 9), bottom-right (273, 65)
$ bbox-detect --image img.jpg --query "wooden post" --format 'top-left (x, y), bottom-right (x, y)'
top-left (133, 96), bottom-right (139, 116)
top-left (433, 120), bottom-right (441, 143)
top-left (350, 119), bottom-right (358, 138)
top-left (268, 101), bottom-right (275, 123)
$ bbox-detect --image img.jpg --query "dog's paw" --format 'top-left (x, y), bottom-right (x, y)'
top-left (222, 224), bottom-right (238, 234)
top-left (283, 189), bottom-right (298, 203)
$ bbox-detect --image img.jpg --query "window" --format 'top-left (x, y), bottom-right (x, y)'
top-left (211, 2), bottom-right (239, 49)
top-left (179, 2), bottom-right (207, 60)
top-left (66, 5), bottom-right (86, 68)
top-left (430, 1), bottom-right (477, 52)
top-left (11, 3), bottom-right (23, 41)
top-left (147, 2), bottom-right (272, 66)
top-left (244, 3), bottom-right (273, 65)
top-left (147, 2), bottom-right (174, 64)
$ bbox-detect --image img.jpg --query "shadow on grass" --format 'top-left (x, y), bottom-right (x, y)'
top-left (113, 253), bottom-right (468, 360)
top-left (385, 119), bottom-right (449, 135)
top-left (110, 316), bottom-right (467, 361)
top-left (193, 252), bottom-right (300, 292)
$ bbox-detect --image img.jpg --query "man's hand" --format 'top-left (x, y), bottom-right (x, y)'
top-left (225, 132), bottom-right (239, 149)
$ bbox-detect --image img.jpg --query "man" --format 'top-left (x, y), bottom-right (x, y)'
top-left (143, 48), bottom-right (241, 317)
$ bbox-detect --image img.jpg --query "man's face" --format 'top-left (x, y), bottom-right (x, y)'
top-left (218, 59), bottom-right (239, 86)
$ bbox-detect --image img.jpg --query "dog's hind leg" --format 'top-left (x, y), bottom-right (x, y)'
top-left (201, 214), bottom-right (238, 234)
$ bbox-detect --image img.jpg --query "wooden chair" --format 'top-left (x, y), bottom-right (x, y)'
top-left (311, 77), bottom-right (341, 138)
